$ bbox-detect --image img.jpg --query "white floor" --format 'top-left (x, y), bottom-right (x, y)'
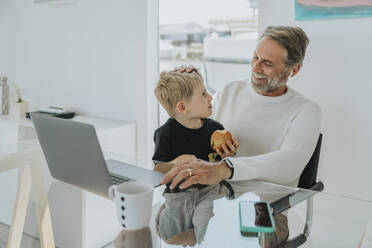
top-left (0, 222), bottom-right (115, 248)
top-left (0, 222), bottom-right (41, 248)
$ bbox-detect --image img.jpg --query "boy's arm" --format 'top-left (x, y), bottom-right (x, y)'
top-left (154, 154), bottom-right (196, 174)
top-left (152, 127), bottom-right (196, 173)
top-left (152, 129), bottom-right (173, 165)
top-left (154, 162), bottom-right (174, 174)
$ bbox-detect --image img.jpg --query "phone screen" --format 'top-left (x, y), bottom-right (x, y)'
top-left (254, 202), bottom-right (272, 227)
top-left (240, 201), bottom-right (273, 228)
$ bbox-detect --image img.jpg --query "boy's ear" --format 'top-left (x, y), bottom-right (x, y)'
top-left (175, 101), bottom-right (186, 113)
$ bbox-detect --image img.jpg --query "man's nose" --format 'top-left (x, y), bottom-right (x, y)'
top-left (251, 61), bottom-right (263, 74)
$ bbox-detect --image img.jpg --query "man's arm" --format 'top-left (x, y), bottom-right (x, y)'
top-left (161, 159), bottom-right (232, 189)
top-left (161, 104), bottom-right (321, 189)
top-left (228, 104), bottom-right (321, 185)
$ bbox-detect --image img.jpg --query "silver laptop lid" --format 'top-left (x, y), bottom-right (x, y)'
top-left (31, 113), bottom-right (112, 197)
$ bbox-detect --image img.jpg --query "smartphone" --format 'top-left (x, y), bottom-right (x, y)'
top-left (239, 201), bottom-right (275, 236)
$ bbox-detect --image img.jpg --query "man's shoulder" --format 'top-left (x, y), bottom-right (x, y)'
top-left (287, 88), bottom-right (322, 116)
top-left (289, 88), bottom-right (321, 109)
top-left (214, 80), bottom-right (250, 101)
top-left (222, 80), bottom-right (250, 93)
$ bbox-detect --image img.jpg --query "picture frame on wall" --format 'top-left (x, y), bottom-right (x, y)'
top-left (295, 0), bottom-right (372, 20)
top-left (34, 0), bottom-right (76, 4)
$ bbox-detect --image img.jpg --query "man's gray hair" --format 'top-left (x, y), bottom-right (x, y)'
top-left (260, 26), bottom-right (309, 67)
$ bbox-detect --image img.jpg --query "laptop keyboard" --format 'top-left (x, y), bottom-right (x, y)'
top-left (110, 175), bottom-right (130, 185)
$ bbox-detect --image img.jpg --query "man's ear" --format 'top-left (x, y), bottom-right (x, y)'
top-left (175, 101), bottom-right (186, 113)
top-left (289, 64), bottom-right (301, 78)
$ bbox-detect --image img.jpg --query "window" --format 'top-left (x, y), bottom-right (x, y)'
top-left (158, 0), bottom-right (258, 123)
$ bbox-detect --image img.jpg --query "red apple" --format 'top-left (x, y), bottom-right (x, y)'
top-left (210, 130), bottom-right (233, 152)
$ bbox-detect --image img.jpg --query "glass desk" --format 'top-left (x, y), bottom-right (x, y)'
top-left (112, 156), bottom-right (372, 248)
top-left (108, 154), bottom-right (372, 248)
top-left (2, 146), bottom-right (372, 248)
top-left (150, 180), bottom-right (372, 248)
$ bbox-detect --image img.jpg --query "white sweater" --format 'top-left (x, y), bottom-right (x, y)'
top-left (211, 81), bottom-right (321, 187)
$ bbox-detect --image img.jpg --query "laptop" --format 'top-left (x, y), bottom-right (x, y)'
top-left (30, 113), bottom-right (164, 198)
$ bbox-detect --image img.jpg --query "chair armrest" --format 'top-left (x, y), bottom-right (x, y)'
top-left (282, 234), bottom-right (307, 248)
top-left (270, 181), bottom-right (324, 216)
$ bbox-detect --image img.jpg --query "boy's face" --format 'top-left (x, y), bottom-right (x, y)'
top-left (183, 83), bottom-right (213, 118)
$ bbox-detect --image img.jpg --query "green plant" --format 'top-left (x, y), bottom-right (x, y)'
top-left (12, 83), bottom-right (24, 103)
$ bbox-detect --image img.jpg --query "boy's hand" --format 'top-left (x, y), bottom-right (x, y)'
top-left (216, 137), bottom-right (239, 159)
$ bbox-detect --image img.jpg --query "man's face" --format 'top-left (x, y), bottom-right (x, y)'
top-left (250, 38), bottom-right (291, 93)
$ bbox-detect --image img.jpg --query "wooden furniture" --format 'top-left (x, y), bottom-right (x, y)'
top-left (0, 115), bottom-right (136, 248)
top-left (0, 141), bottom-right (55, 248)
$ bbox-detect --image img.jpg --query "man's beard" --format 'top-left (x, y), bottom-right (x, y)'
top-left (251, 69), bottom-right (289, 93)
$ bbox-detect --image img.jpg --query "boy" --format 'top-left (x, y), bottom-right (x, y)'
top-left (152, 68), bottom-right (238, 244)
top-left (153, 68), bottom-right (238, 170)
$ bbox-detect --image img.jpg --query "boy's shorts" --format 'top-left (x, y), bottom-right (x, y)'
top-left (156, 182), bottom-right (233, 244)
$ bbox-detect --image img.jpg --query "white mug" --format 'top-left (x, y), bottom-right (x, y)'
top-left (108, 181), bottom-right (153, 230)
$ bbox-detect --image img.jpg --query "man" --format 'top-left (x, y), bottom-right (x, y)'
top-left (161, 25), bottom-right (321, 192)
top-left (162, 26), bottom-right (321, 248)
top-left (160, 25), bottom-right (321, 247)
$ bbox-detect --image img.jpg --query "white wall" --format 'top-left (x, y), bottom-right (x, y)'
top-left (259, 0), bottom-right (372, 200)
top-left (0, 0), bottom-right (16, 81)
top-left (14, 0), bottom-right (158, 158)
top-left (146, 0), bottom-right (159, 161)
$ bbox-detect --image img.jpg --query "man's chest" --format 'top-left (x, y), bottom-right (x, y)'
top-left (216, 106), bottom-right (295, 156)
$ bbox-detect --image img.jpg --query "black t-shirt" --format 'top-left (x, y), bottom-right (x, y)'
top-left (152, 118), bottom-right (234, 197)
top-left (152, 118), bottom-right (224, 163)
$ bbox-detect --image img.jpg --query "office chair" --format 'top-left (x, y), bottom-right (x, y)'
top-left (270, 133), bottom-right (323, 248)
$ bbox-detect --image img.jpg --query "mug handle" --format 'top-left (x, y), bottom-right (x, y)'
top-left (108, 185), bottom-right (117, 200)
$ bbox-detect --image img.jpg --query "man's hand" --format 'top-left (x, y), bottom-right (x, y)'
top-left (160, 158), bottom-right (232, 190)
top-left (216, 137), bottom-right (239, 159)
top-left (173, 64), bottom-right (199, 73)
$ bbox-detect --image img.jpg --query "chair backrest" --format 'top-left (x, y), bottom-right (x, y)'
top-left (298, 133), bottom-right (323, 189)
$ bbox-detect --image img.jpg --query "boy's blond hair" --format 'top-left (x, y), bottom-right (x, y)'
top-left (154, 69), bottom-right (203, 117)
